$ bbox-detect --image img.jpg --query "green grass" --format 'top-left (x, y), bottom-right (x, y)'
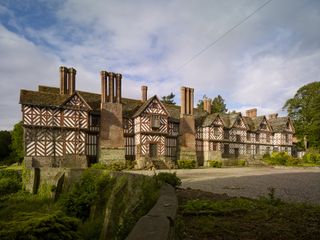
top-left (177, 196), bottom-right (320, 240)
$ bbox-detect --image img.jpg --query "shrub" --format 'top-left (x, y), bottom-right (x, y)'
top-left (262, 153), bottom-right (271, 160)
top-left (91, 162), bottom-right (127, 171)
top-left (60, 170), bottom-right (113, 220)
top-left (0, 170), bottom-right (22, 196)
top-left (154, 172), bottom-right (181, 188)
top-left (302, 153), bottom-right (320, 164)
top-left (266, 152), bottom-right (292, 165)
top-left (238, 159), bottom-right (247, 166)
top-left (178, 160), bottom-right (196, 169)
top-left (207, 160), bottom-right (222, 168)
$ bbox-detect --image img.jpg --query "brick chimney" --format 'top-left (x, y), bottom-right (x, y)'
top-left (68, 68), bottom-right (76, 95)
top-left (246, 108), bottom-right (257, 118)
top-left (59, 66), bottom-right (68, 94)
top-left (101, 71), bottom-right (108, 103)
top-left (180, 86), bottom-right (194, 116)
top-left (268, 113), bottom-right (278, 119)
top-left (203, 97), bottom-right (211, 114)
top-left (141, 86), bottom-right (148, 102)
top-left (115, 74), bottom-right (122, 103)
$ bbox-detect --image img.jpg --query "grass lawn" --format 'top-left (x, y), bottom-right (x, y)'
top-left (176, 188), bottom-right (320, 240)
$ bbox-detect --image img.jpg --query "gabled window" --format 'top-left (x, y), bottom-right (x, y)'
top-left (236, 134), bottom-right (241, 142)
top-left (256, 133), bottom-right (260, 142)
top-left (214, 127), bottom-right (219, 137)
top-left (260, 123), bottom-right (267, 130)
top-left (224, 129), bottom-right (229, 139)
top-left (151, 115), bottom-right (160, 129)
top-left (266, 133), bottom-right (271, 143)
top-left (246, 132), bottom-right (251, 141)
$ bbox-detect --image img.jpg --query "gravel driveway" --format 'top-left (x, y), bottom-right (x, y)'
top-left (129, 167), bottom-right (320, 204)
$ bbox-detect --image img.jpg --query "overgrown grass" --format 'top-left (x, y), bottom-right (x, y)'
top-left (176, 191), bottom-right (320, 240)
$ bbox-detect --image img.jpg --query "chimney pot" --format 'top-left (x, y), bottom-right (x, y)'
top-left (141, 86), bottom-right (148, 102)
top-left (59, 66), bottom-right (68, 94)
top-left (108, 72), bottom-right (115, 103)
top-left (246, 108), bottom-right (257, 118)
top-left (68, 67), bottom-right (76, 95)
top-left (101, 71), bottom-right (108, 104)
top-left (268, 113), bottom-right (278, 119)
top-left (115, 73), bottom-right (122, 103)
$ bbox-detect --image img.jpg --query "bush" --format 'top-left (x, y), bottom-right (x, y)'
top-left (60, 170), bottom-right (113, 220)
top-left (207, 160), bottom-right (222, 168)
top-left (302, 152), bottom-right (320, 164)
top-left (91, 162), bottom-right (127, 171)
top-left (178, 160), bottom-right (196, 169)
top-left (262, 153), bottom-right (271, 160)
top-left (0, 170), bottom-right (22, 196)
top-left (154, 172), bottom-right (181, 188)
top-left (266, 152), bottom-right (292, 165)
top-left (238, 159), bottom-right (247, 166)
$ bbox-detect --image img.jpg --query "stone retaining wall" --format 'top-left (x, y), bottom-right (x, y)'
top-left (126, 184), bottom-right (178, 240)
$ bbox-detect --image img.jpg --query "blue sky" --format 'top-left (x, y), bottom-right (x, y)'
top-left (1, 0), bottom-right (320, 130)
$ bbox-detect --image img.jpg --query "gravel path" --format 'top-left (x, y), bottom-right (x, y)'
top-left (128, 167), bottom-right (320, 203)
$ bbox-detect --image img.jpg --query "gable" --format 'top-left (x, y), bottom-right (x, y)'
top-left (62, 93), bottom-right (91, 110)
top-left (144, 98), bottom-right (168, 115)
top-left (233, 115), bottom-right (247, 129)
top-left (213, 116), bottom-right (224, 126)
top-left (286, 119), bottom-right (294, 132)
top-left (260, 118), bottom-right (272, 131)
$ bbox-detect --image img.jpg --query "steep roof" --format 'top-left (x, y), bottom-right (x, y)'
top-left (20, 85), bottom-right (207, 121)
top-left (268, 117), bottom-right (293, 132)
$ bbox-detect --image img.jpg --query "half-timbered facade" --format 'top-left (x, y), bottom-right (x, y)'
top-left (20, 66), bottom-right (294, 169)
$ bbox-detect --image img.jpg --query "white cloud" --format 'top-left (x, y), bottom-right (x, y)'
top-left (1, 0), bottom-right (320, 129)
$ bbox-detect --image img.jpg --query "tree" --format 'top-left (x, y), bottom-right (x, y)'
top-left (9, 122), bottom-right (24, 163)
top-left (162, 93), bottom-right (176, 105)
top-left (197, 95), bottom-right (228, 113)
top-left (0, 131), bottom-right (11, 162)
top-left (283, 82), bottom-right (320, 150)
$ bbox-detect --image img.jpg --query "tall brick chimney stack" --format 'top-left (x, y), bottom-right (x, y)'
top-left (99, 69), bottom-right (125, 165)
top-left (246, 108), bottom-right (257, 118)
top-left (141, 86), bottom-right (148, 102)
top-left (59, 66), bottom-right (68, 95)
top-left (178, 86), bottom-right (196, 163)
top-left (108, 72), bottom-right (114, 103)
top-left (180, 86), bottom-right (194, 116)
top-left (101, 71), bottom-right (108, 103)
top-left (115, 74), bottom-right (122, 103)
top-left (268, 113), bottom-right (278, 119)
top-left (203, 97), bottom-right (211, 114)
top-left (68, 68), bottom-right (76, 95)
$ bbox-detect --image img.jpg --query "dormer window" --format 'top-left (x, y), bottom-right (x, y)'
top-left (151, 115), bottom-right (160, 129)
top-left (260, 123), bottom-right (267, 130)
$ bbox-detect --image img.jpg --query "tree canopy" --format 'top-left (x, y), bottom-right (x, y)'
top-left (0, 131), bottom-right (11, 161)
top-left (161, 93), bottom-right (176, 105)
top-left (0, 122), bottom-right (24, 165)
top-left (283, 82), bottom-right (320, 150)
top-left (197, 95), bottom-right (228, 113)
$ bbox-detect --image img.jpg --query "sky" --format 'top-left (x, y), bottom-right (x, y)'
top-left (0, 0), bottom-right (320, 130)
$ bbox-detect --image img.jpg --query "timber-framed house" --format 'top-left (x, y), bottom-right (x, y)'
top-left (19, 66), bottom-right (295, 169)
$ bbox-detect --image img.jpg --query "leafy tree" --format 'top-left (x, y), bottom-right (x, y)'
top-left (197, 95), bottom-right (228, 113)
top-left (0, 131), bottom-right (11, 162)
top-left (9, 122), bottom-right (24, 163)
top-left (283, 82), bottom-right (320, 150)
top-left (161, 93), bottom-right (176, 105)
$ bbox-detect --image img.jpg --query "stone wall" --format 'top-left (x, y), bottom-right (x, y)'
top-left (126, 184), bottom-right (178, 240)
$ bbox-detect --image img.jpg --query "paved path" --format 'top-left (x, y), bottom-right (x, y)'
top-left (128, 167), bottom-right (320, 204)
